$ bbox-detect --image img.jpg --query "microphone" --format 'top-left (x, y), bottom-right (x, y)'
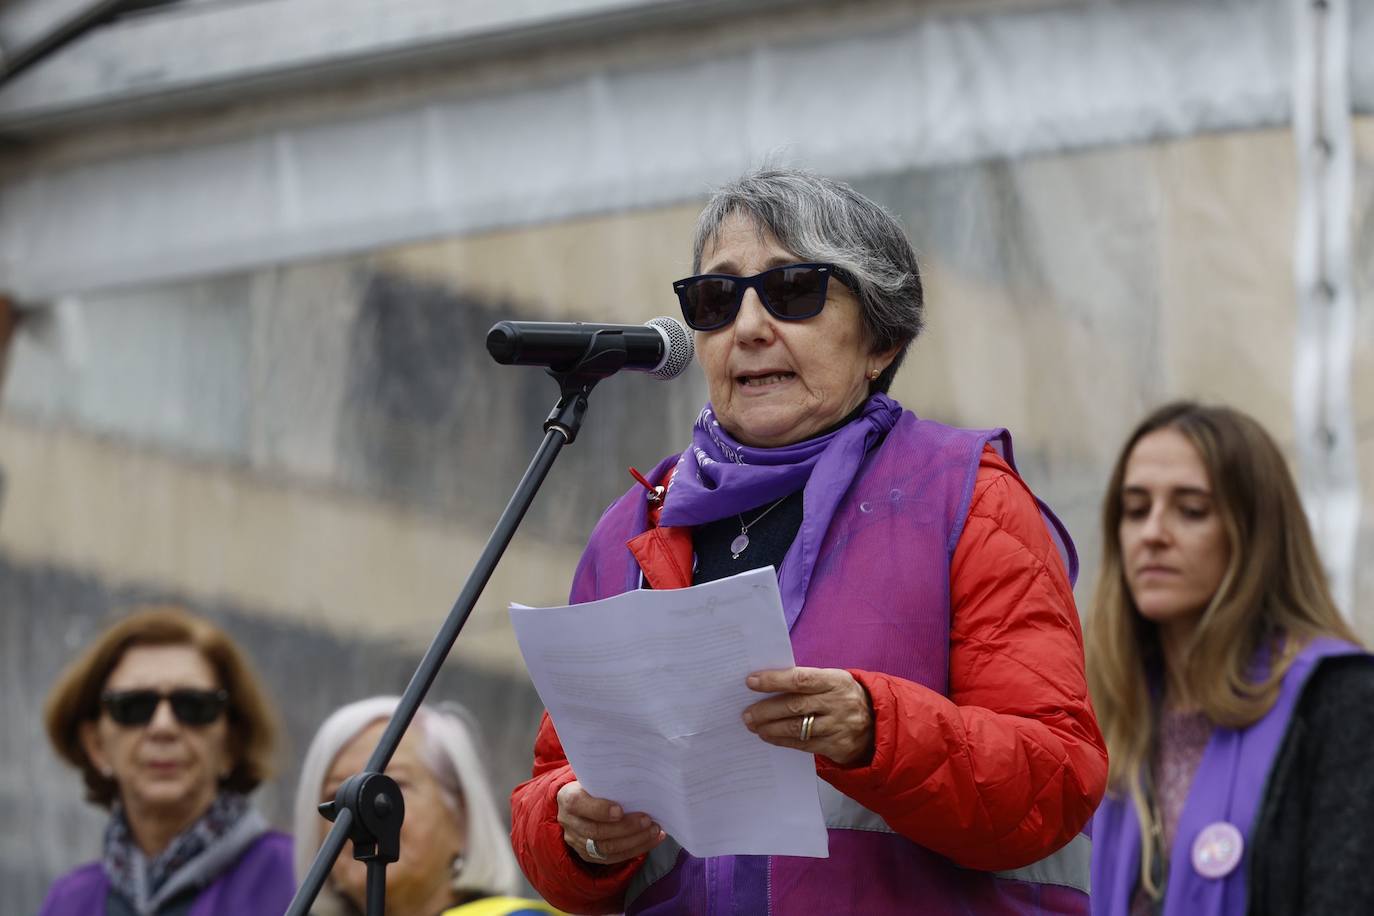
top-left (486, 316), bottom-right (694, 380)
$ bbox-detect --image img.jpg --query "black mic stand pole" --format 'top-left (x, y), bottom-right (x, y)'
top-left (286, 335), bottom-right (632, 916)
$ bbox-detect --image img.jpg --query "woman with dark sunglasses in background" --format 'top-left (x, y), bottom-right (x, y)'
top-left (510, 167), bottom-right (1107, 914)
top-left (39, 605), bottom-right (294, 916)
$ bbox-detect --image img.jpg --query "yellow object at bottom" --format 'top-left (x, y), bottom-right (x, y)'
top-left (442, 895), bottom-right (565, 916)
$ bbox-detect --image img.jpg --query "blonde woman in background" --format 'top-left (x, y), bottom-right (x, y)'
top-left (295, 697), bottom-right (560, 916)
top-left (1087, 402), bottom-right (1374, 915)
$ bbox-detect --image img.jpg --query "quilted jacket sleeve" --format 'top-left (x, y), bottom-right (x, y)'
top-left (509, 711), bottom-right (645, 915)
top-left (816, 450), bottom-right (1108, 870)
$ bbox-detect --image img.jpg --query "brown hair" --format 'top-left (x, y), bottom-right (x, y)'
top-left (43, 605), bottom-right (280, 807)
top-left (1085, 401), bottom-right (1359, 895)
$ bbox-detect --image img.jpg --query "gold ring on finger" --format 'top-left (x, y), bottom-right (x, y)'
top-left (800, 712), bottom-right (816, 742)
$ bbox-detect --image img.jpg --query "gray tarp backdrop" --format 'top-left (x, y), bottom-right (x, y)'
top-left (2, 1), bottom-right (1371, 913)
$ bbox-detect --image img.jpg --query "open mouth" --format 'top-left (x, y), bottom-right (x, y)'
top-left (737, 371), bottom-right (795, 388)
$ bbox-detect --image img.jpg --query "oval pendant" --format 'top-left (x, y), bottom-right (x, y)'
top-left (730, 533), bottom-right (750, 559)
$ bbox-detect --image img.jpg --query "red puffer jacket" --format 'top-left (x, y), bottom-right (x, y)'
top-left (510, 449), bottom-right (1107, 914)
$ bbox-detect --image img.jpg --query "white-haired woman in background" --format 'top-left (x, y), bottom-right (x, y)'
top-left (295, 697), bottom-right (561, 916)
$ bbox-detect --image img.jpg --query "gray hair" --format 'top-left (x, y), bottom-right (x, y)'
top-left (691, 167), bottom-right (924, 393)
top-left (292, 697), bottom-right (522, 915)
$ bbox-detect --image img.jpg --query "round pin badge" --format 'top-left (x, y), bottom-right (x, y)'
top-left (1191, 821), bottom-right (1244, 879)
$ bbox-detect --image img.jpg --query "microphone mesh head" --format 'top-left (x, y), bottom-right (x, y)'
top-left (646, 316), bottom-right (694, 380)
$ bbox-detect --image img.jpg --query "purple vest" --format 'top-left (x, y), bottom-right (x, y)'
top-left (570, 412), bottom-right (1087, 915)
top-left (37, 831), bottom-right (296, 916)
top-left (1090, 637), bottom-right (1362, 916)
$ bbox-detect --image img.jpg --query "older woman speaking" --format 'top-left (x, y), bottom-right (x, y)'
top-left (510, 168), bottom-right (1107, 914)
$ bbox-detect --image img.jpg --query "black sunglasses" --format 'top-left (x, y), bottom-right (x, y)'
top-left (673, 262), bottom-right (838, 331)
top-left (100, 688), bottom-right (229, 727)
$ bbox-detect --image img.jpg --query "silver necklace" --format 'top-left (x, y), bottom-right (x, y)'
top-left (730, 495), bottom-right (789, 560)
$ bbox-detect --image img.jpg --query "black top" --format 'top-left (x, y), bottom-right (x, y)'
top-left (692, 489), bottom-right (805, 585)
top-left (1247, 654), bottom-right (1374, 915)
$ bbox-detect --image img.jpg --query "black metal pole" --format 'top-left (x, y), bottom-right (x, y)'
top-left (287, 364), bottom-right (608, 916)
top-left (366, 859), bottom-right (387, 915)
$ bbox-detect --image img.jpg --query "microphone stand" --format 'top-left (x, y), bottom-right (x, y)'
top-left (286, 333), bottom-right (633, 916)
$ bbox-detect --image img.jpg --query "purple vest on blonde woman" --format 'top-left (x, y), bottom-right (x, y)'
top-left (571, 411), bottom-right (1090, 915)
top-left (1091, 638), bottom-right (1362, 916)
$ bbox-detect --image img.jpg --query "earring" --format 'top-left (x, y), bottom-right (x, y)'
top-left (869, 368), bottom-right (880, 381)
top-left (449, 852), bottom-right (467, 891)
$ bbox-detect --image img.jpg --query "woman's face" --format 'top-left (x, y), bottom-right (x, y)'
top-left (1119, 427), bottom-right (1232, 636)
top-left (322, 720), bottom-right (467, 915)
top-left (694, 212), bottom-right (894, 448)
top-left (80, 644), bottom-right (232, 827)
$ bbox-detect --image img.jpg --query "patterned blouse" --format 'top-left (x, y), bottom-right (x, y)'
top-left (1129, 704), bottom-right (1213, 916)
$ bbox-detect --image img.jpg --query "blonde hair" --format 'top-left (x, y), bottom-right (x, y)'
top-left (292, 697), bottom-right (521, 915)
top-left (44, 605), bottom-right (280, 807)
top-left (1085, 401), bottom-right (1359, 897)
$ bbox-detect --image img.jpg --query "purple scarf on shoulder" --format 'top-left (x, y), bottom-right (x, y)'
top-left (656, 393), bottom-right (903, 627)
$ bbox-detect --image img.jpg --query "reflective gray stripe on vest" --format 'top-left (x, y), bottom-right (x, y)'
top-left (821, 779), bottom-right (1092, 894)
top-left (993, 832), bottom-right (1091, 894)
top-left (624, 837), bottom-right (683, 910)
top-left (819, 778), bottom-right (895, 832)
top-left (623, 781), bottom-right (1090, 907)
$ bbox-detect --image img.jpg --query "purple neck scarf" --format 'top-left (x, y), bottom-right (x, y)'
top-left (657, 393), bottom-right (904, 626)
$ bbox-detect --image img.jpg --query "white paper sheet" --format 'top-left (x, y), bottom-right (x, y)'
top-left (509, 567), bottom-right (828, 858)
